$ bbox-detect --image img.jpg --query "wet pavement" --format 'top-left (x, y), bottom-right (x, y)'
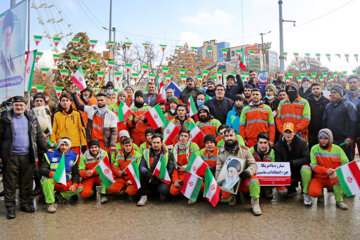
top-left (0, 183), bottom-right (359, 240)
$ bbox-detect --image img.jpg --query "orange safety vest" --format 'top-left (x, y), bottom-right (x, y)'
top-left (200, 148), bottom-right (218, 167)
top-left (91, 114), bottom-right (105, 149)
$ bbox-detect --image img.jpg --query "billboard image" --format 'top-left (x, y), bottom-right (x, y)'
top-left (0, 0), bottom-right (27, 101)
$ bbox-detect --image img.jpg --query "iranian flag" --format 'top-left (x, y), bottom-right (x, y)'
top-left (149, 73), bottom-right (156, 82)
top-left (184, 152), bottom-right (208, 177)
top-left (282, 52), bottom-right (288, 61)
top-left (72, 38), bottom-right (80, 46)
top-left (33, 35), bottom-right (42, 46)
top-left (181, 75), bottom-right (187, 84)
top-left (315, 53), bottom-right (321, 62)
top-left (144, 104), bottom-right (166, 129)
top-left (326, 53), bottom-right (331, 62)
top-left (305, 53), bottom-right (311, 61)
top-left (355, 54), bottom-right (358, 62)
top-left (90, 59), bottom-right (98, 68)
top-left (207, 47), bottom-right (213, 57)
top-left (41, 67), bottom-right (50, 79)
top-left (217, 71), bottom-right (223, 81)
top-left (142, 65), bottom-right (149, 74)
top-left (55, 87), bottom-right (63, 98)
top-left (288, 73), bottom-right (293, 81)
top-left (165, 74), bottom-right (172, 83)
top-left (36, 84), bottom-right (45, 93)
top-left (336, 53), bottom-right (341, 59)
top-left (108, 41), bottom-right (115, 48)
top-left (71, 56), bottom-right (79, 65)
top-left (24, 50), bottom-right (37, 92)
top-left (53, 37), bottom-right (62, 47)
top-left (143, 43), bottom-right (149, 50)
top-left (205, 94), bottom-right (212, 103)
top-left (59, 69), bottom-right (68, 80)
top-left (345, 54), bottom-right (350, 63)
top-left (187, 96), bottom-right (198, 116)
top-left (162, 67), bottom-right (169, 75)
top-left (176, 45), bottom-right (183, 51)
top-left (124, 161), bottom-right (141, 190)
top-left (336, 161), bottom-right (360, 197)
top-left (124, 42), bottom-right (132, 50)
top-left (118, 101), bottom-right (133, 125)
top-left (35, 51), bottom-right (43, 62)
top-left (293, 52), bottom-right (299, 61)
top-left (71, 66), bottom-right (87, 91)
top-left (153, 155), bottom-right (171, 184)
top-left (191, 47), bottom-right (198, 54)
top-left (179, 68), bottom-right (186, 75)
top-left (125, 63), bottom-right (132, 73)
top-left (238, 48), bottom-right (247, 70)
top-left (157, 78), bottom-right (166, 101)
top-left (163, 119), bottom-right (180, 145)
top-left (53, 153), bottom-right (67, 186)
top-left (181, 172), bottom-right (203, 202)
top-left (97, 71), bottom-right (105, 81)
top-left (131, 73), bottom-right (139, 82)
top-left (53, 54), bottom-right (61, 64)
top-left (202, 70), bottom-right (209, 79)
top-left (185, 121), bottom-right (205, 143)
top-left (89, 39), bottom-right (98, 49)
top-left (108, 61), bottom-right (115, 70)
top-left (159, 44), bottom-right (167, 52)
top-left (203, 168), bottom-right (220, 207)
top-left (221, 48), bottom-right (228, 58)
top-left (197, 75), bottom-right (203, 84)
top-left (95, 156), bottom-right (115, 189)
top-left (115, 72), bottom-right (122, 81)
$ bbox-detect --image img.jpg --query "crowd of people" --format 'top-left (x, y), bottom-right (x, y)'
top-left (0, 69), bottom-right (358, 219)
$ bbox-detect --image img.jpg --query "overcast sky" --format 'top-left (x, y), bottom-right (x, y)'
top-left (1, 0), bottom-right (359, 72)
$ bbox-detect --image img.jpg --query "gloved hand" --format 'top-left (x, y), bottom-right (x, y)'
top-left (144, 171), bottom-right (153, 182)
top-left (239, 170), bottom-right (251, 180)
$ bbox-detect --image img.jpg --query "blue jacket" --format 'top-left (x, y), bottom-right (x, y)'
top-left (322, 98), bottom-right (358, 144)
top-left (248, 80), bottom-right (266, 96)
top-left (226, 107), bottom-right (241, 134)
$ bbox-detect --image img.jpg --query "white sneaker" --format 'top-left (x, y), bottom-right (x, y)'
top-left (47, 203), bottom-right (56, 213)
top-left (336, 201), bottom-right (348, 210)
top-left (251, 198), bottom-right (262, 216)
top-left (137, 195), bottom-right (147, 206)
top-left (100, 195), bottom-right (109, 204)
top-left (303, 194), bottom-right (312, 206)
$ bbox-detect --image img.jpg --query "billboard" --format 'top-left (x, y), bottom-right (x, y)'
top-left (0, 0), bottom-right (27, 102)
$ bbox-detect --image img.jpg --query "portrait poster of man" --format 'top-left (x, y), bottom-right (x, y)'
top-left (258, 71), bottom-right (269, 85)
top-left (217, 156), bottom-right (246, 194)
top-left (0, 0), bottom-right (27, 101)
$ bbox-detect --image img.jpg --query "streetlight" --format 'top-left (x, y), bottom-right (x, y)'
top-left (279, 0), bottom-right (296, 73)
top-left (260, 30), bottom-right (271, 71)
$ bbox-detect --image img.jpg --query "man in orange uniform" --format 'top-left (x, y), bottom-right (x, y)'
top-left (127, 90), bottom-right (151, 146)
top-left (170, 128), bottom-right (200, 203)
top-left (170, 103), bottom-right (195, 144)
top-left (240, 88), bottom-right (275, 147)
top-left (196, 105), bottom-right (221, 149)
top-left (72, 87), bottom-right (97, 128)
top-left (71, 89), bottom-right (118, 154)
top-left (276, 82), bottom-right (311, 141)
top-left (78, 139), bottom-right (109, 199)
top-left (200, 134), bottom-right (218, 175)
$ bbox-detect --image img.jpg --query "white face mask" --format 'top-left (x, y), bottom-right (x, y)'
top-left (302, 82), bottom-right (310, 89)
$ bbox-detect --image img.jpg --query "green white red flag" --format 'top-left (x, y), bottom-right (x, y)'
top-left (336, 53), bottom-right (341, 59)
top-left (118, 101), bottom-right (133, 125)
top-left (108, 41), bottom-right (115, 48)
top-left (326, 53), bottom-right (331, 62)
top-left (203, 168), bottom-right (220, 207)
top-left (153, 155), bottom-right (171, 184)
top-left (221, 48), bottom-right (228, 58)
top-left (124, 161), bottom-right (141, 190)
top-left (238, 48), bottom-right (247, 70)
top-left (124, 42), bottom-right (132, 50)
top-left (41, 67), bottom-right (49, 79)
top-left (125, 63), bottom-right (132, 73)
top-left (90, 59), bottom-right (98, 68)
top-left (89, 39), bottom-right (98, 49)
top-left (202, 70), bottom-right (209, 79)
top-left (176, 45), bottom-right (183, 51)
top-left (115, 72), bottom-right (122, 81)
top-left (162, 67), bottom-right (169, 75)
top-left (159, 44), bottom-right (167, 52)
top-left (185, 121), bottom-right (205, 143)
top-left (142, 65), bottom-right (149, 74)
top-left (187, 96), bottom-right (198, 116)
top-left (131, 73), bottom-right (139, 82)
top-left (71, 66), bottom-right (87, 91)
top-left (144, 104), bottom-right (167, 129)
top-left (108, 61), bottom-right (115, 70)
top-left (315, 53), bottom-right (321, 62)
top-left (181, 75), bottom-right (187, 84)
top-left (142, 43), bottom-right (149, 50)
top-left (207, 47), bottom-right (213, 57)
top-left (33, 35), bottom-right (42, 46)
top-left (71, 56), bottom-right (79, 65)
top-left (217, 71), bottom-right (223, 81)
top-left (191, 47), bottom-right (198, 54)
top-left (345, 54), bottom-right (350, 63)
top-left (281, 52), bottom-right (288, 61)
top-left (181, 172), bottom-right (203, 202)
top-left (184, 152), bottom-right (208, 177)
top-left (179, 68), bottom-right (186, 75)
top-left (293, 52), bottom-right (299, 61)
top-left (53, 54), bottom-right (61, 64)
top-left (355, 54), bottom-right (359, 62)
top-left (95, 156), bottom-right (115, 189)
top-left (72, 38), bottom-right (80, 46)
top-left (53, 37), bottom-right (62, 47)
top-left (24, 50), bottom-right (37, 92)
top-left (97, 71), bottom-right (105, 82)
top-left (55, 87), bottom-right (63, 98)
top-left (163, 119), bottom-right (180, 145)
top-left (336, 161), bottom-right (360, 197)
top-left (35, 51), bottom-right (43, 62)
top-left (149, 73), bottom-right (156, 82)
top-left (59, 69), bottom-right (68, 80)
top-left (197, 75), bottom-right (203, 84)
top-left (53, 153), bottom-right (67, 186)
top-left (165, 74), bottom-right (172, 83)
top-left (305, 53), bottom-right (311, 61)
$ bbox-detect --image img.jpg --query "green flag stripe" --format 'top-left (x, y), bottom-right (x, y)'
top-left (336, 168), bottom-right (352, 196)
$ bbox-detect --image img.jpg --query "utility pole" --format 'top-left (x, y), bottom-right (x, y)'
top-left (10, 0), bottom-right (16, 7)
top-left (108, 0), bottom-right (112, 82)
top-left (260, 30), bottom-right (271, 71)
top-left (278, 0), bottom-right (295, 73)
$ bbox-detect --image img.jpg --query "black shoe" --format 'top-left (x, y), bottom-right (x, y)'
top-left (70, 195), bottom-right (79, 202)
top-left (33, 187), bottom-right (42, 196)
top-left (0, 190), bottom-right (4, 197)
top-left (6, 209), bottom-right (16, 219)
top-left (20, 205), bottom-right (35, 213)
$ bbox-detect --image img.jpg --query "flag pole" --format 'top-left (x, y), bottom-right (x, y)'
top-left (26, 0), bottom-right (31, 107)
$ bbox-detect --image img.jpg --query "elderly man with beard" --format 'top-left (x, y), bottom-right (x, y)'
top-left (216, 128), bottom-right (261, 216)
top-left (72, 87), bottom-right (117, 154)
top-left (196, 105), bottom-right (221, 149)
top-left (127, 90), bottom-right (152, 146)
top-left (307, 129), bottom-right (349, 209)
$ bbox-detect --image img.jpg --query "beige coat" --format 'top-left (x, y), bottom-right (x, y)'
top-left (216, 142), bottom-right (257, 179)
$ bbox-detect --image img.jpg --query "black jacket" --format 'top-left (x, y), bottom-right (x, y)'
top-left (274, 135), bottom-right (309, 178)
top-left (263, 98), bottom-right (280, 112)
top-left (0, 109), bottom-right (48, 163)
top-left (144, 93), bottom-right (158, 107)
top-left (205, 97), bottom-right (234, 124)
top-left (299, 87), bottom-right (312, 99)
top-left (205, 89), bottom-right (216, 98)
top-left (323, 98), bottom-right (357, 144)
top-left (139, 147), bottom-right (174, 176)
top-left (179, 87), bottom-right (202, 104)
top-left (225, 74), bottom-right (244, 100)
top-left (307, 94), bottom-right (330, 136)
